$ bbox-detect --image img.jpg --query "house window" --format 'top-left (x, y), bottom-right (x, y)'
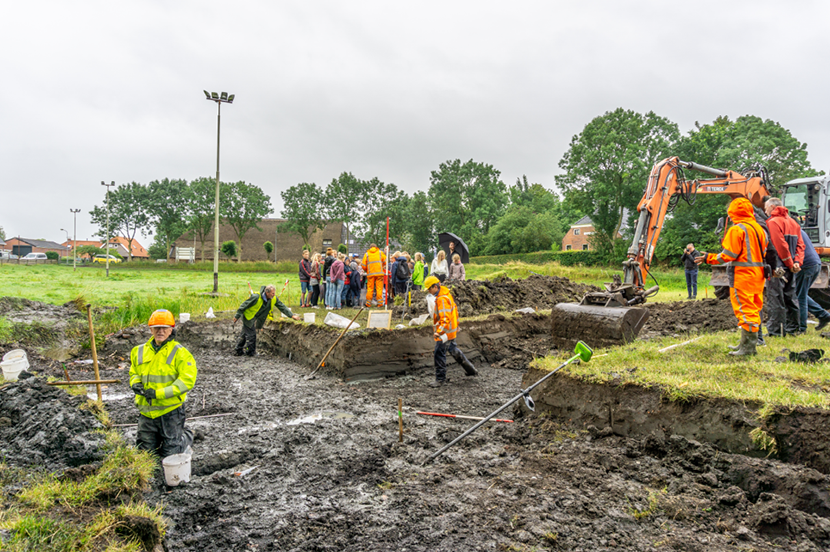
top-left (573, 229), bottom-right (580, 235)
top-left (582, 244), bottom-right (589, 251)
top-left (566, 245), bottom-right (572, 251)
top-left (323, 239), bottom-right (332, 247)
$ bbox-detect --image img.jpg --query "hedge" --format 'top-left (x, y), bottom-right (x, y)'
top-left (468, 250), bottom-right (605, 266)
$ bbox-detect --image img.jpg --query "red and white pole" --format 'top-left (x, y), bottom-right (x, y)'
top-left (385, 217), bottom-right (390, 311)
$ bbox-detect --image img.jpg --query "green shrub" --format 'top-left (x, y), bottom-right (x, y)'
top-left (263, 241), bottom-right (274, 256)
top-left (45, 251), bottom-right (59, 260)
top-left (221, 240), bottom-right (237, 259)
top-left (337, 243), bottom-right (348, 254)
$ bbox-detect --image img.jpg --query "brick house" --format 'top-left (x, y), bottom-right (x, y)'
top-left (174, 219), bottom-right (348, 262)
top-left (6, 238), bottom-right (70, 257)
top-left (561, 216), bottom-right (596, 251)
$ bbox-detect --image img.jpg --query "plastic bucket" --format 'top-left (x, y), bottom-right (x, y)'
top-left (304, 313), bottom-right (316, 324)
top-left (179, 313), bottom-right (190, 323)
top-left (2, 349), bottom-right (29, 371)
top-left (1, 357), bottom-right (26, 381)
top-left (162, 451), bottom-right (192, 486)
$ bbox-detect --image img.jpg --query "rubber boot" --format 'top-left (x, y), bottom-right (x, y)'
top-left (727, 331), bottom-right (743, 351)
top-left (462, 359), bottom-right (478, 376)
top-left (729, 329), bottom-right (756, 356)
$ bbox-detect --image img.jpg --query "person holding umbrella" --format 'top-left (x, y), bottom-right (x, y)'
top-left (438, 232), bottom-right (470, 264)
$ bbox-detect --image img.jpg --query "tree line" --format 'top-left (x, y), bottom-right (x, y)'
top-left (90, 178), bottom-right (271, 262)
top-left (89, 110), bottom-right (821, 266)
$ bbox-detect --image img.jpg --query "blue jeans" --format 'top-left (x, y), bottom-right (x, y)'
top-left (300, 281), bottom-right (311, 294)
top-left (795, 263), bottom-right (828, 331)
top-left (333, 280), bottom-right (344, 308)
top-left (324, 277), bottom-right (333, 306)
top-left (685, 269), bottom-right (698, 298)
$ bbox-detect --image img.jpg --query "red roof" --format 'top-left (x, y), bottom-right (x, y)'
top-left (62, 240), bottom-right (103, 249)
top-left (108, 237), bottom-right (149, 258)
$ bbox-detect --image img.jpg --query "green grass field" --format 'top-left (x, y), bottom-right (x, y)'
top-left (0, 261), bottom-right (694, 332)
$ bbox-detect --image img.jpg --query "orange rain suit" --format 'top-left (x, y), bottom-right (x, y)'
top-left (433, 286), bottom-right (459, 342)
top-left (362, 246), bottom-right (387, 305)
top-left (704, 198), bottom-right (768, 333)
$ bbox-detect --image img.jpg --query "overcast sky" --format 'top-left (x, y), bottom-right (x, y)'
top-left (2, 0), bottom-right (829, 244)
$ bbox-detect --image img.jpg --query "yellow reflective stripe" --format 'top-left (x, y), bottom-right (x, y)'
top-left (731, 261), bottom-right (765, 267)
top-left (141, 374), bottom-right (177, 384)
top-left (138, 402), bottom-right (181, 413)
top-left (721, 248), bottom-right (738, 258)
top-left (137, 347), bottom-right (144, 365)
top-left (166, 344), bottom-right (182, 364)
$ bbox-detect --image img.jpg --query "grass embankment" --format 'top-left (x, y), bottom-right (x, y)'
top-left (536, 330), bottom-right (830, 411)
top-left (0, 402), bottom-right (164, 552)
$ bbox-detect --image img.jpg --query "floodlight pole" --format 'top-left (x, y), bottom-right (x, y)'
top-left (101, 181), bottom-right (115, 277)
top-left (204, 90), bottom-right (235, 294)
top-left (70, 209), bottom-right (81, 272)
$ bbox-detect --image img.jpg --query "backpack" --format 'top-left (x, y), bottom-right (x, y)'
top-left (396, 259), bottom-right (411, 280)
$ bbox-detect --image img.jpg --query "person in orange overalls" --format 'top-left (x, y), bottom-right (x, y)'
top-left (361, 244), bottom-right (387, 307)
top-left (696, 197), bottom-right (768, 356)
top-left (425, 275), bottom-right (478, 387)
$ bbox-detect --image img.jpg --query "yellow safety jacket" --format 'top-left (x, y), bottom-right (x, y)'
top-left (237, 287), bottom-right (292, 328)
top-left (433, 286), bottom-right (459, 342)
top-left (129, 339), bottom-right (197, 419)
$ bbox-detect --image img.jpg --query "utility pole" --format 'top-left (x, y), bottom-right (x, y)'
top-left (203, 90), bottom-right (235, 294)
top-left (101, 181), bottom-right (116, 277)
top-left (70, 209), bottom-right (81, 271)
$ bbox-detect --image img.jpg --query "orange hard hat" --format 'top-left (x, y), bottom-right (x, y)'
top-left (424, 275), bottom-right (440, 290)
top-left (148, 309), bottom-right (175, 328)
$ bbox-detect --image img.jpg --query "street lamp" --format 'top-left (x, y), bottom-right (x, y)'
top-left (70, 208), bottom-right (81, 271)
top-left (204, 90), bottom-right (235, 294)
top-left (101, 181), bottom-right (116, 277)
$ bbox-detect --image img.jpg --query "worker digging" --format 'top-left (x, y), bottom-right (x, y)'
top-left (233, 284), bottom-right (301, 356)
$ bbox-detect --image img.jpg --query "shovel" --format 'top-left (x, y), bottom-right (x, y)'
top-left (304, 307), bottom-right (364, 380)
top-left (424, 341), bottom-right (593, 464)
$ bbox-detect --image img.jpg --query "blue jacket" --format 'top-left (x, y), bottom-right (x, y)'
top-left (801, 230), bottom-right (821, 268)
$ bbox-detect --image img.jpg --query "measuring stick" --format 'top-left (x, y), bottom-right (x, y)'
top-left (417, 411), bottom-right (514, 423)
top-left (398, 398), bottom-right (403, 442)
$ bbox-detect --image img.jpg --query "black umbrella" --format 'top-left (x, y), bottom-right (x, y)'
top-left (438, 232), bottom-right (470, 264)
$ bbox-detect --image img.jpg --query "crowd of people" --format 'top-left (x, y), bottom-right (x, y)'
top-left (695, 195), bottom-right (830, 356)
top-left (296, 243), bottom-right (467, 309)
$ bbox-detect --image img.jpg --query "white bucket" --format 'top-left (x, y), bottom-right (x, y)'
top-left (162, 451), bottom-right (192, 486)
top-left (179, 313), bottom-right (191, 323)
top-left (2, 349), bottom-right (29, 371)
top-left (304, 313), bottom-right (316, 324)
top-left (1, 357), bottom-right (27, 381)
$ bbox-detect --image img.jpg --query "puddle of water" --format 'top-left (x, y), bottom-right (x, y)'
top-left (86, 392), bottom-right (132, 401)
top-left (287, 411), bottom-right (354, 425)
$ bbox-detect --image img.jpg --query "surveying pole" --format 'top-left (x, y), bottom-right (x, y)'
top-left (101, 181), bottom-right (115, 277)
top-left (70, 208), bottom-right (81, 271)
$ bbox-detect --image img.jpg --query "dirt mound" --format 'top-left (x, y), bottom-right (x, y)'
top-left (641, 298), bottom-right (736, 339)
top-left (0, 376), bottom-right (106, 468)
top-left (394, 274), bottom-right (599, 318)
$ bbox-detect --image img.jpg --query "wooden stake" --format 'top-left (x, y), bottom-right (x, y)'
top-left (398, 398), bottom-right (403, 443)
top-left (86, 304), bottom-right (102, 402)
top-left (304, 307), bottom-right (364, 379)
top-left (62, 363), bottom-right (71, 382)
top-left (48, 379), bottom-right (120, 386)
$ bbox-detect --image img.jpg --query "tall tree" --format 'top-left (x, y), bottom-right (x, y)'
top-left (659, 115), bottom-right (820, 263)
top-left (399, 190), bottom-right (435, 258)
top-left (360, 178), bottom-right (409, 248)
top-left (326, 172), bottom-right (369, 249)
top-left (428, 159), bottom-right (508, 255)
top-left (0, 226), bottom-right (5, 241)
top-left (221, 181), bottom-right (272, 262)
top-left (278, 182), bottom-right (327, 247)
top-left (147, 178), bottom-right (190, 261)
top-left (556, 108), bottom-right (679, 256)
top-left (186, 176), bottom-right (219, 261)
top-left (89, 182), bottom-right (150, 261)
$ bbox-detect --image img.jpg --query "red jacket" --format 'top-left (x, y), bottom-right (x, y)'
top-left (767, 206), bottom-right (804, 269)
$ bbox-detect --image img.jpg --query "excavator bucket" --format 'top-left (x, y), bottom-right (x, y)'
top-left (710, 265), bottom-right (730, 287)
top-left (549, 302), bottom-right (650, 350)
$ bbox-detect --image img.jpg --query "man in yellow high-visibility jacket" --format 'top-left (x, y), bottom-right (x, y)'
top-left (233, 284), bottom-right (300, 356)
top-left (425, 276), bottom-right (478, 387)
top-left (129, 309), bottom-right (197, 458)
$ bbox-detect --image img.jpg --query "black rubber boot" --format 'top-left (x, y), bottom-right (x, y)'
top-left (729, 329), bottom-right (757, 356)
top-left (462, 359), bottom-right (478, 376)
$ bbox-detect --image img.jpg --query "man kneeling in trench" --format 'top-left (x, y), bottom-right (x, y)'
top-left (130, 309), bottom-right (197, 458)
top-left (425, 275), bottom-right (478, 387)
top-left (233, 284), bottom-right (301, 356)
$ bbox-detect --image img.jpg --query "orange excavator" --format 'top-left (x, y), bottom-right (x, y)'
top-left (551, 157), bottom-right (772, 349)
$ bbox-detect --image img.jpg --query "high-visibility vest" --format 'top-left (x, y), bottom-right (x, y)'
top-left (433, 286), bottom-right (459, 341)
top-left (244, 294), bottom-right (277, 320)
top-left (129, 339), bottom-right (197, 419)
top-left (362, 248), bottom-right (387, 277)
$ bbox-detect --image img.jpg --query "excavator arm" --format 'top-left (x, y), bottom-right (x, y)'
top-left (551, 157), bottom-right (771, 350)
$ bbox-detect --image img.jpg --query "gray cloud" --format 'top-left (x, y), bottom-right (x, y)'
top-left (2, 0), bottom-right (828, 243)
